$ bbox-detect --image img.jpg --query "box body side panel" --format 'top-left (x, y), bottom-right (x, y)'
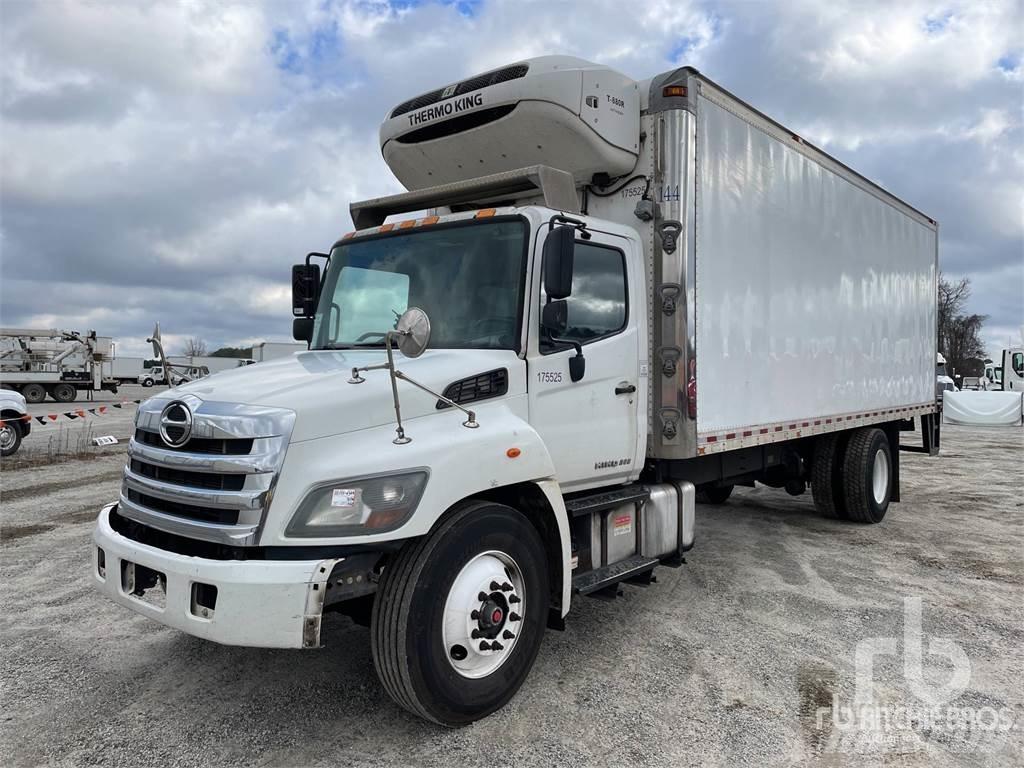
top-left (694, 92), bottom-right (937, 436)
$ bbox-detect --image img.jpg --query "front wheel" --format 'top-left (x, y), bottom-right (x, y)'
top-left (0, 422), bottom-right (22, 456)
top-left (371, 500), bottom-right (549, 726)
top-left (141, 378), bottom-right (154, 387)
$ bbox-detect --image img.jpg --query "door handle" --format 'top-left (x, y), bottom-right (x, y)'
top-left (615, 383), bottom-right (637, 395)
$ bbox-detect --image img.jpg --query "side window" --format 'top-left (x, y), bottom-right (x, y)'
top-left (1013, 353), bottom-right (1023, 376)
top-left (541, 242), bottom-right (627, 350)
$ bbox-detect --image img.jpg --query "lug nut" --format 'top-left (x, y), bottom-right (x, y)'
top-left (479, 641), bottom-right (492, 651)
top-left (502, 630), bottom-right (515, 640)
top-left (508, 595), bottom-right (521, 604)
top-left (491, 641), bottom-right (504, 651)
top-left (490, 581), bottom-right (501, 591)
top-left (478, 591), bottom-right (489, 602)
top-left (471, 629), bottom-right (482, 639)
top-left (470, 609), bottom-right (480, 620)
top-left (509, 612), bottom-right (521, 622)
top-left (500, 582), bottom-right (513, 592)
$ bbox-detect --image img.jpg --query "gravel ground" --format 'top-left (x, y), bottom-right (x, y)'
top-left (1, 422), bottom-right (1021, 767)
top-left (5, 385), bottom-right (162, 468)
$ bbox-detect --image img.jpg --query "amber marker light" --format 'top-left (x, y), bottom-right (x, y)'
top-left (506, 448), bottom-right (521, 459)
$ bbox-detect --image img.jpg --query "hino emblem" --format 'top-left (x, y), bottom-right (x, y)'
top-left (159, 401), bottom-right (193, 447)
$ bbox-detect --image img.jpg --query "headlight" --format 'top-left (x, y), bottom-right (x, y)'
top-left (285, 470), bottom-right (429, 537)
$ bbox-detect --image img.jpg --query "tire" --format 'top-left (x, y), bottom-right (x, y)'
top-left (841, 428), bottom-right (892, 524)
top-left (21, 383), bottom-right (46, 404)
top-left (371, 500), bottom-right (549, 726)
top-left (52, 383), bottom-right (77, 403)
top-left (811, 433), bottom-right (848, 519)
top-left (141, 378), bottom-right (154, 388)
top-left (697, 484), bottom-right (733, 504)
top-left (0, 422), bottom-right (22, 456)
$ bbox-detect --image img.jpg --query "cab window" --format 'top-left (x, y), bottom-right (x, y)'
top-left (541, 242), bottom-right (627, 351)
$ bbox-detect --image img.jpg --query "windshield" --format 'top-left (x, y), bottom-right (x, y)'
top-left (312, 219), bottom-right (526, 351)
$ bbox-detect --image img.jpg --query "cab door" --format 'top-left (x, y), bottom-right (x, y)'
top-left (526, 226), bottom-right (645, 491)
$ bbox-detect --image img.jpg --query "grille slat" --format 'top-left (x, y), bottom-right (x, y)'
top-left (135, 429), bottom-right (253, 455)
top-left (129, 459), bottom-right (246, 492)
top-left (124, 488), bottom-right (239, 525)
top-left (390, 63), bottom-right (529, 119)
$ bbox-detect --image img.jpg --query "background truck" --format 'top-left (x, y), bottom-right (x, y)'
top-left (92, 56), bottom-right (939, 726)
top-left (995, 348), bottom-right (1023, 391)
top-left (0, 328), bottom-right (119, 402)
top-left (109, 356), bottom-right (145, 384)
top-left (252, 341), bottom-right (306, 362)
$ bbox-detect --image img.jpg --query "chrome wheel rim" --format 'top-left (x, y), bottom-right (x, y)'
top-left (0, 425), bottom-right (15, 451)
top-left (872, 448), bottom-right (889, 505)
top-left (442, 550), bottom-right (525, 679)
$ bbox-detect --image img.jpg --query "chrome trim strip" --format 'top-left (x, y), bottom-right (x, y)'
top-left (123, 466), bottom-right (266, 511)
top-left (117, 494), bottom-right (259, 545)
top-left (128, 435), bottom-right (286, 475)
top-left (136, 395), bottom-right (297, 441)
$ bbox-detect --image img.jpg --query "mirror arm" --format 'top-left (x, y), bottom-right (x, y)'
top-left (393, 370), bottom-right (478, 429)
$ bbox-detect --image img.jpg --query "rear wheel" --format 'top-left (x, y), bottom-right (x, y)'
top-left (21, 384), bottom-right (46, 404)
top-left (842, 428), bottom-right (892, 524)
top-left (811, 433), bottom-right (848, 519)
top-left (697, 484), bottom-right (733, 504)
top-left (52, 383), bottom-right (77, 403)
top-left (371, 500), bottom-right (548, 726)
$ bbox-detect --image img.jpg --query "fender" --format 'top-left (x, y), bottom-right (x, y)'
top-left (262, 395), bottom-right (569, 554)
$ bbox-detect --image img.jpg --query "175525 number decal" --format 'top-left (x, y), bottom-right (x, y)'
top-left (537, 371), bottom-right (562, 384)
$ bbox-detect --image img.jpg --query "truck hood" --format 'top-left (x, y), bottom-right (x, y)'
top-left (163, 349), bottom-right (524, 442)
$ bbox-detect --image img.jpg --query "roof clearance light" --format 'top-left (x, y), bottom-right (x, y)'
top-left (663, 85), bottom-right (687, 98)
top-left (399, 219), bottom-right (416, 229)
top-left (420, 215), bottom-right (439, 226)
top-left (475, 208), bottom-right (496, 218)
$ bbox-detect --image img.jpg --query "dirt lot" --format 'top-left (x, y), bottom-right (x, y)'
top-left (1, 422), bottom-right (1021, 767)
top-left (4, 384), bottom-right (165, 469)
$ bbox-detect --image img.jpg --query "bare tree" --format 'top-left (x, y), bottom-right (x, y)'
top-left (182, 337), bottom-right (208, 357)
top-left (937, 273), bottom-right (987, 377)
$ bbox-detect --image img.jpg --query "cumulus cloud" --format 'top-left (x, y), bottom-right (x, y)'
top-left (1, 0), bottom-right (1020, 358)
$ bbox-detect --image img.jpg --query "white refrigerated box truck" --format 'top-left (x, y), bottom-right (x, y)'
top-left (92, 56), bottom-right (939, 725)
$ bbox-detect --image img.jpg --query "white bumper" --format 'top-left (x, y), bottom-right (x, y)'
top-left (92, 504), bottom-right (339, 649)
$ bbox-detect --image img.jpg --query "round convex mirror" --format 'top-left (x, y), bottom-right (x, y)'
top-left (395, 307), bottom-right (431, 358)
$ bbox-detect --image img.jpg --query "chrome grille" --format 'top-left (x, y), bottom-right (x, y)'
top-left (120, 397), bottom-right (295, 546)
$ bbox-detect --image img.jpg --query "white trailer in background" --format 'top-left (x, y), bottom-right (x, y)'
top-left (252, 341), bottom-right (305, 362)
top-left (109, 356), bottom-right (145, 384)
top-left (93, 56), bottom-right (940, 726)
top-left (0, 328), bottom-right (119, 402)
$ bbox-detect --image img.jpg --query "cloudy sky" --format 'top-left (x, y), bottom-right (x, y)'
top-left (1, 0), bottom-right (1021, 358)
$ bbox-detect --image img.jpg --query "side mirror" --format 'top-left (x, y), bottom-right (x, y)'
top-left (543, 226), bottom-right (575, 299)
top-left (293, 317), bottom-right (314, 344)
top-left (541, 299), bottom-right (568, 336)
top-left (292, 264), bottom-right (321, 317)
top-left (393, 307), bottom-right (431, 358)
top-left (541, 299), bottom-right (586, 383)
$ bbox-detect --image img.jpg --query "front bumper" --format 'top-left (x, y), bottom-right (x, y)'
top-left (92, 504), bottom-right (340, 649)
